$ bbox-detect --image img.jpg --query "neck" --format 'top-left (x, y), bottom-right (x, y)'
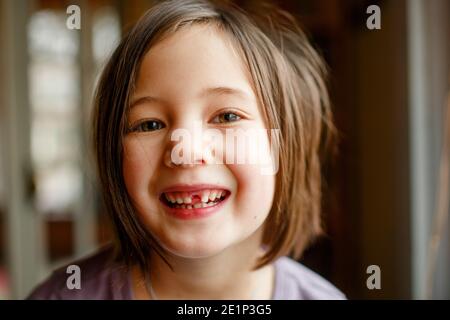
top-left (131, 231), bottom-right (275, 299)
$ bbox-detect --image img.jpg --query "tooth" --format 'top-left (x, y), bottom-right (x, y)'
top-left (201, 203), bottom-right (206, 208)
top-left (187, 205), bottom-right (193, 209)
top-left (220, 190), bottom-right (226, 197)
top-left (167, 192), bottom-right (181, 203)
top-left (194, 203), bottom-right (202, 208)
top-left (183, 196), bottom-right (192, 204)
top-left (201, 190), bottom-right (210, 203)
top-left (176, 197), bottom-right (183, 204)
top-left (215, 190), bottom-right (222, 199)
top-left (209, 191), bottom-right (217, 201)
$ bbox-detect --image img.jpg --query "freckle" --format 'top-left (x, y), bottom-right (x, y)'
top-left (253, 216), bottom-right (257, 219)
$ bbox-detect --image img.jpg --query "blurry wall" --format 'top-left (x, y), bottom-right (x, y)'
top-left (353, 0), bottom-right (411, 298)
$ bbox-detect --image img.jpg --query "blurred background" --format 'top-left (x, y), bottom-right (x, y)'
top-left (0, 0), bottom-right (449, 299)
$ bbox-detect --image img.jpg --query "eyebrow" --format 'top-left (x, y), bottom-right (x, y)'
top-left (129, 86), bottom-right (251, 109)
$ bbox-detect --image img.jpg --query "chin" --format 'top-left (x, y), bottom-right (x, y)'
top-left (160, 237), bottom-right (231, 259)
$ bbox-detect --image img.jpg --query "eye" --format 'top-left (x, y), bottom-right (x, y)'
top-left (211, 111), bottom-right (242, 124)
top-left (129, 119), bottom-right (165, 133)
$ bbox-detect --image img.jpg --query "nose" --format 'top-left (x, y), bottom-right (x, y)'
top-left (163, 121), bottom-right (209, 169)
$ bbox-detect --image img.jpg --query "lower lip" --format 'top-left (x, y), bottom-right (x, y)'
top-left (160, 195), bottom-right (229, 220)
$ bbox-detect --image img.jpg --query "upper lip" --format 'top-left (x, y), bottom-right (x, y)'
top-left (159, 184), bottom-right (231, 196)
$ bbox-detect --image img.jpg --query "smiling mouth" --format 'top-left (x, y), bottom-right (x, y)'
top-left (160, 189), bottom-right (230, 209)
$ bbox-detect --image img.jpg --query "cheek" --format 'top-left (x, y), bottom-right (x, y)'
top-left (221, 127), bottom-right (276, 223)
top-left (229, 163), bottom-right (276, 223)
top-left (122, 138), bottom-right (161, 198)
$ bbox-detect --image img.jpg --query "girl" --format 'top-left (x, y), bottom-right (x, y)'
top-left (28, 0), bottom-right (345, 300)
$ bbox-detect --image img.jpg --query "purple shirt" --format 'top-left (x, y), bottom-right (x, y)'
top-left (27, 245), bottom-right (345, 300)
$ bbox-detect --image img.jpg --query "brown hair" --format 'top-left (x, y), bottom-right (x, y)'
top-left (92, 0), bottom-right (335, 272)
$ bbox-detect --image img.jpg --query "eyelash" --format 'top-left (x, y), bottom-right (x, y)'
top-left (128, 119), bottom-right (166, 133)
top-left (210, 110), bottom-right (243, 124)
top-left (128, 110), bottom-right (244, 133)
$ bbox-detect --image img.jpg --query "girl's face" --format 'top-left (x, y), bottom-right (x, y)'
top-left (123, 25), bottom-right (276, 258)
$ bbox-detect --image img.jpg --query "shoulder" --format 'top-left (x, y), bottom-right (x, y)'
top-left (26, 244), bottom-right (131, 300)
top-left (273, 256), bottom-right (346, 300)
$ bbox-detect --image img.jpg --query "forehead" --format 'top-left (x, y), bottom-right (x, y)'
top-left (133, 24), bottom-right (256, 102)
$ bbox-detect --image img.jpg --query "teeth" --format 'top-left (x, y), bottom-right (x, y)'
top-left (201, 190), bottom-right (210, 203)
top-left (163, 189), bottom-right (228, 207)
top-left (173, 202), bottom-right (218, 209)
top-left (165, 193), bottom-right (175, 203)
